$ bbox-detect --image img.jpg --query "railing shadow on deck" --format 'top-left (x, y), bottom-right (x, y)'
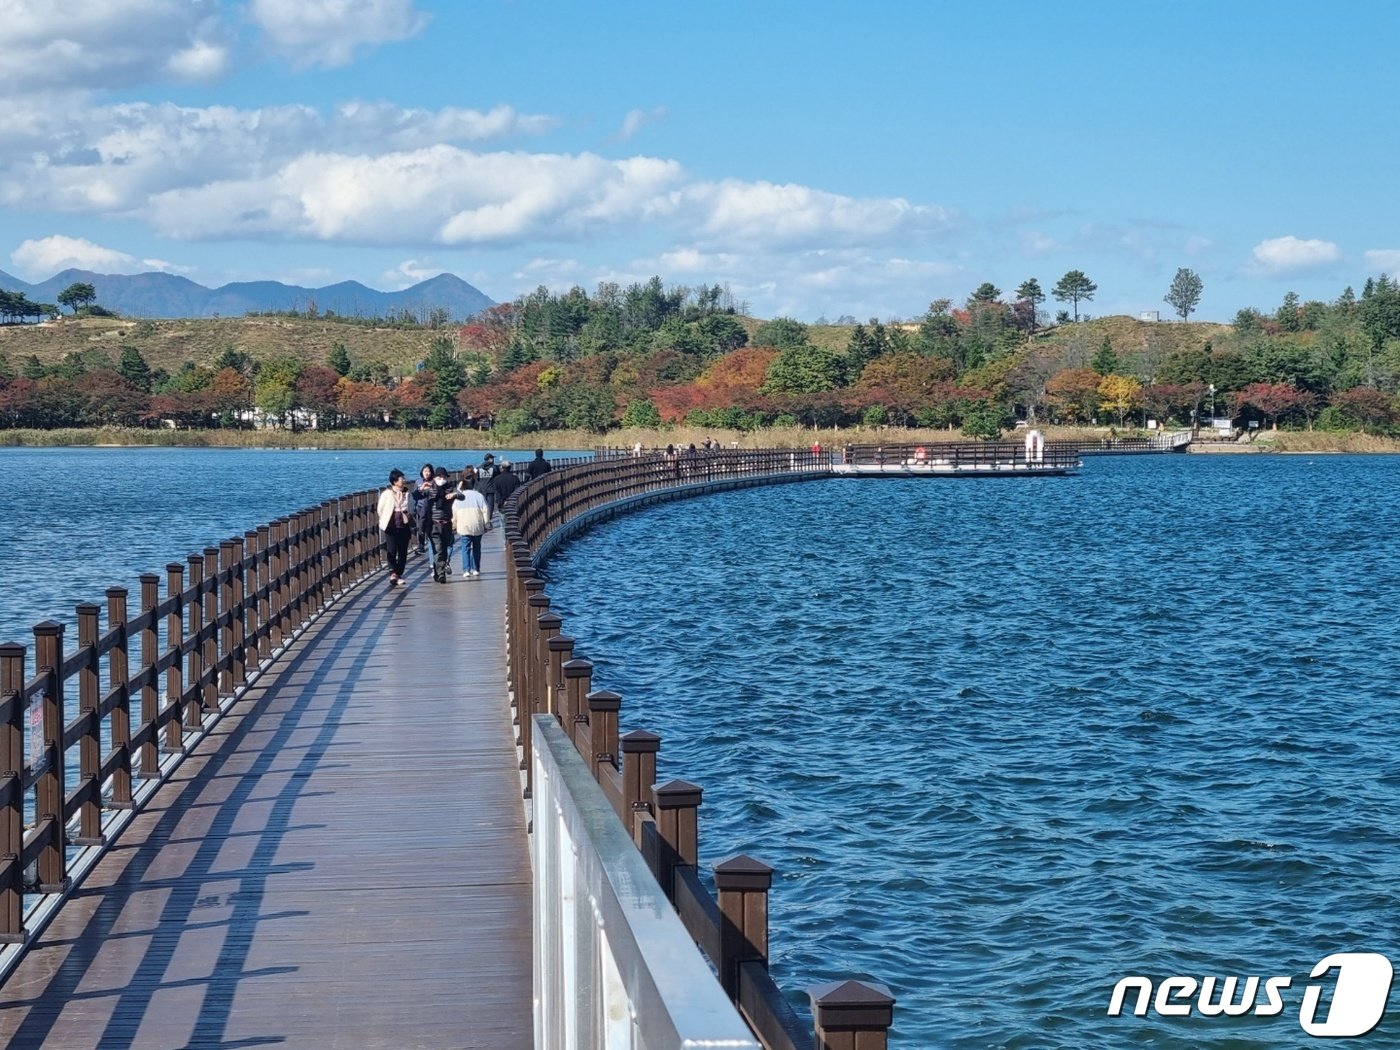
top-left (504, 449), bottom-right (897, 1050)
top-left (0, 487), bottom-right (385, 982)
top-left (0, 588), bottom-right (395, 1047)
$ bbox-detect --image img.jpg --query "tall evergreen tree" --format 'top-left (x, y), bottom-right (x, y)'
top-left (1052, 270), bottom-right (1097, 321)
top-left (117, 345), bottom-right (152, 391)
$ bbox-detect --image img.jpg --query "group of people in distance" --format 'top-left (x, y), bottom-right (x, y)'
top-left (376, 449), bottom-right (553, 587)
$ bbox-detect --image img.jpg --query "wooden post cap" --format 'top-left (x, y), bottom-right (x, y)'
top-left (526, 594), bottom-right (551, 610)
top-left (713, 854), bottom-right (773, 891)
top-left (0, 642), bottom-right (25, 657)
top-left (536, 612), bottom-right (563, 631)
top-left (75, 603), bottom-right (101, 617)
top-left (620, 729), bottom-right (660, 753)
top-left (562, 658), bottom-right (594, 679)
top-left (33, 621), bottom-right (64, 637)
top-left (586, 689), bottom-right (621, 712)
top-left (106, 587), bottom-right (128, 599)
top-left (547, 634), bottom-right (575, 653)
top-left (809, 980), bottom-right (895, 1029)
top-left (652, 779), bottom-right (702, 808)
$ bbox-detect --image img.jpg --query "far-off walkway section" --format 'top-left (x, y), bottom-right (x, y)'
top-left (0, 530), bottom-right (530, 1049)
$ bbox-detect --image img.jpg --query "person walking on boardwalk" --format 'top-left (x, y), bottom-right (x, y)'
top-left (412, 462), bottom-right (435, 557)
top-left (526, 448), bottom-right (552, 479)
top-left (492, 458), bottom-right (521, 514)
top-left (377, 468), bottom-right (414, 587)
top-left (476, 452), bottom-right (499, 520)
top-left (420, 466), bottom-right (461, 583)
top-left (453, 474), bottom-right (491, 577)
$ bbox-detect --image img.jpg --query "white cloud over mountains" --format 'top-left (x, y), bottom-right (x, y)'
top-left (1250, 236), bottom-right (1342, 275)
top-left (10, 235), bottom-right (184, 278)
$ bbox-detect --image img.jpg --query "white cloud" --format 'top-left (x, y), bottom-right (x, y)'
top-left (11, 235), bottom-right (137, 278)
top-left (1250, 236), bottom-right (1341, 274)
top-left (0, 0), bottom-right (229, 94)
top-left (615, 107), bottom-right (667, 142)
top-left (1363, 249), bottom-right (1400, 272)
top-left (382, 258), bottom-right (445, 289)
top-left (1185, 234), bottom-right (1213, 255)
top-left (250, 0), bottom-right (429, 68)
top-left (687, 180), bottom-right (953, 250)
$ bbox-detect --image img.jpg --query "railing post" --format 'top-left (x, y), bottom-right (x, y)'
top-left (256, 523), bottom-right (273, 661)
top-left (165, 561), bottom-right (185, 753)
top-left (714, 854), bottom-right (773, 999)
top-left (138, 573), bottom-right (160, 777)
top-left (202, 547), bottom-right (219, 710)
top-left (524, 587), bottom-right (550, 715)
top-left (106, 586), bottom-right (134, 808)
top-left (75, 603), bottom-right (104, 846)
top-left (586, 689), bottom-right (620, 776)
top-left (809, 981), bottom-right (896, 1050)
top-left (186, 553), bottom-right (205, 730)
top-left (562, 657), bottom-right (593, 751)
top-left (222, 539), bottom-right (242, 692)
top-left (650, 778), bottom-right (700, 899)
top-left (534, 615), bottom-right (562, 714)
top-left (33, 621), bottom-right (67, 893)
top-left (269, 519), bottom-right (286, 652)
top-left (620, 729), bottom-right (660, 840)
top-left (0, 642), bottom-right (26, 941)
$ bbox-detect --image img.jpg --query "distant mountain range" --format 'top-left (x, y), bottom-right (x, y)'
top-left (0, 267), bottom-right (495, 321)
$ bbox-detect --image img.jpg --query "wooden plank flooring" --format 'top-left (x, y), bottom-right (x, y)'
top-left (0, 531), bottom-right (532, 1049)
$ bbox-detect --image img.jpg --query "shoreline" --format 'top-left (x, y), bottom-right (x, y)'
top-left (0, 426), bottom-right (1396, 455)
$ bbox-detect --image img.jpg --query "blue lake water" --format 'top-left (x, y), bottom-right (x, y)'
top-left (542, 454), bottom-right (1400, 1048)
top-left (0, 446), bottom-right (556, 647)
top-left (2, 448), bottom-right (1398, 1046)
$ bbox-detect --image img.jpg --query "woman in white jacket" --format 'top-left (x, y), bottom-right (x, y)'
top-left (377, 468), bottom-right (414, 586)
top-left (452, 467), bottom-right (491, 578)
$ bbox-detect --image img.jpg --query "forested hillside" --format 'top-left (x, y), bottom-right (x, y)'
top-left (2, 274), bottom-right (1399, 438)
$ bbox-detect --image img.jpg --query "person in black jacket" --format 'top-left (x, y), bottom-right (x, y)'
top-left (475, 452), bottom-right (498, 520)
top-left (493, 459), bottom-right (521, 515)
top-left (526, 449), bottom-right (551, 479)
top-left (419, 466), bottom-right (461, 583)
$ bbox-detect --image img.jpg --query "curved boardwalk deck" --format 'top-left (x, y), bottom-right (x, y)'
top-left (0, 531), bottom-right (531, 1049)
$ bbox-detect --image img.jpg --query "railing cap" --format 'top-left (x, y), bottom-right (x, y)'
top-left (106, 586), bottom-right (128, 597)
top-left (586, 688), bottom-right (622, 709)
top-left (809, 980), bottom-right (895, 1027)
top-left (536, 611), bottom-right (563, 629)
top-left (713, 853), bottom-right (774, 891)
top-left (620, 729), bottom-right (660, 752)
top-left (546, 634), bottom-right (574, 652)
top-left (33, 621), bottom-right (64, 637)
top-left (166, 562), bottom-right (185, 573)
top-left (653, 779), bottom-right (702, 808)
top-left (561, 657), bottom-right (593, 678)
top-left (75, 602), bottom-right (101, 616)
top-left (0, 642), bottom-right (25, 658)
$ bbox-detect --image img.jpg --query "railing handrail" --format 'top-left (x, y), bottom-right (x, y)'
top-left (504, 449), bottom-right (894, 1049)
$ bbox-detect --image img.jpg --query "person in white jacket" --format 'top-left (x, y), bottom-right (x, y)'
top-left (452, 468), bottom-right (492, 577)
top-left (376, 468), bottom-right (414, 586)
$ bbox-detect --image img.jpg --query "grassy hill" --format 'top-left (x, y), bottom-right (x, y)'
top-left (0, 315), bottom-right (444, 377)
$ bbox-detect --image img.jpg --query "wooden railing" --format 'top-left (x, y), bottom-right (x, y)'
top-left (0, 489), bottom-right (383, 950)
top-left (504, 451), bottom-right (895, 1050)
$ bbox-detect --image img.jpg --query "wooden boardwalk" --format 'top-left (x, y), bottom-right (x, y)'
top-left (0, 531), bottom-right (532, 1049)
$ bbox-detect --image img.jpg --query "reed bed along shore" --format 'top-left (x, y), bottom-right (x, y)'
top-left (0, 424), bottom-right (1395, 453)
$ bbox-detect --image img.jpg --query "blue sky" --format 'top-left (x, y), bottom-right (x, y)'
top-left (4, 0), bottom-right (1398, 323)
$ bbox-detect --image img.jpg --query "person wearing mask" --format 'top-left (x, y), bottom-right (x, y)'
top-left (412, 462), bottom-right (435, 557)
top-left (492, 459), bottom-right (521, 515)
top-left (452, 471), bottom-right (491, 578)
top-left (476, 452), bottom-right (498, 520)
top-left (420, 466), bottom-right (461, 583)
top-left (377, 468), bottom-right (414, 587)
top-left (526, 448), bottom-right (552, 479)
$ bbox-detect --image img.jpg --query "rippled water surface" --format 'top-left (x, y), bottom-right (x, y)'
top-left (544, 454), bottom-right (1400, 1048)
top-left (0, 446), bottom-right (556, 645)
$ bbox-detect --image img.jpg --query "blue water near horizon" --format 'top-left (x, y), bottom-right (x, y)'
top-left (3, 448), bottom-right (1399, 1046)
top-left (0, 446), bottom-right (573, 646)
top-left (542, 454), bottom-right (1400, 1047)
